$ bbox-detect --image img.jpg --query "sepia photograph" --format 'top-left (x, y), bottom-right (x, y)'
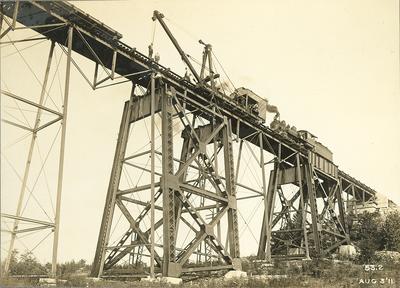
top-left (1, 0), bottom-right (399, 287)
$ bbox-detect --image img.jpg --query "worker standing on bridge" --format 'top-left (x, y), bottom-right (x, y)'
top-left (184, 67), bottom-right (191, 81)
top-left (148, 43), bottom-right (154, 59)
top-left (155, 52), bottom-right (160, 62)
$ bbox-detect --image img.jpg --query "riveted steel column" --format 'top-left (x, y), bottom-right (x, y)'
top-left (149, 73), bottom-right (156, 278)
top-left (222, 118), bottom-right (240, 267)
top-left (91, 89), bottom-right (135, 277)
top-left (296, 153), bottom-right (310, 259)
top-left (265, 144), bottom-right (280, 261)
top-left (51, 26), bottom-right (73, 277)
top-left (257, 135), bottom-right (280, 261)
top-left (257, 133), bottom-right (268, 259)
top-left (161, 85), bottom-right (177, 276)
top-left (336, 180), bottom-right (349, 241)
top-left (305, 154), bottom-right (321, 257)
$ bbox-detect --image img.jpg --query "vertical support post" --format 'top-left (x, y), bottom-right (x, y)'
top-left (91, 90), bottom-right (135, 277)
top-left (265, 144), bottom-right (280, 261)
top-left (149, 73), bottom-right (156, 278)
top-left (174, 127), bottom-right (193, 242)
top-left (257, 172), bottom-right (274, 259)
top-left (337, 180), bottom-right (348, 236)
top-left (258, 133), bottom-right (268, 258)
top-left (3, 41), bottom-right (55, 276)
top-left (222, 118), bottom-right (240, 268)
top-left (232, 137), bottom-right (243, 253)
top-left (296, 154), bottom-right (310, 259)
top-left (362, 190), bottom-right (365, 207)
top-left (51, 26), bottom-right (73, 278)
top-left (212, 112), bottom-right (221, 260)
top-left (161, 84), bottom-right (177, 277)
top-left (351, 185), bottom-right (357, 217)
top-left (304, 155), bottom-right (321, 257)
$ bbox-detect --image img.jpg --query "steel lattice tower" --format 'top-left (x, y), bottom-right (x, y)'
top-left (91, 78), bottom-right (242, 278)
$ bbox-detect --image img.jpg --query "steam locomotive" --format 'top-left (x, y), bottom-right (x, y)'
top-left (229, 87), bottom-right (269, 123)
top-left (228, 87), bottom-right (336, 177)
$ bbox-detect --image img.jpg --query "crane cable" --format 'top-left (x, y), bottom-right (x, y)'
top-left (211, 50), bottom-right (236, 91)
top-left (151, 20), bottom-right (157, 46)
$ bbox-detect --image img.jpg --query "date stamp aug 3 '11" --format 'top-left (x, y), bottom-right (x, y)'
top-left (358, 265), bottom-right (395, 286)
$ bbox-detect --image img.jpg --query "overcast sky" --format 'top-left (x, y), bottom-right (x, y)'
top-left (1, 0), bottom-right (399, 264)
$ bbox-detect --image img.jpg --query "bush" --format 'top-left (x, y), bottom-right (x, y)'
top-left (301, 259), bottom-right (333, 277)
top-left (63, 274), bottom-right (89, 287)
top-left (375, 251), bottom-right (400, 265)
top-left (350, 212), bottom-right (382, 263)
top-left (59, 259), bottom-right (90, 276)
top-left (349, 211), bottom-right (400, 263)
top-left (358, 239), bottom-right (379, 263)
top-left (8, 250), bottom-right (47, 276)
top-left (381, 211), bottom-right (400, 251)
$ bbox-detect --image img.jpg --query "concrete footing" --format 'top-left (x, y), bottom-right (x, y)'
top-left (224, 270), bottom-right (247, 280)
top-left (86, 277), bottom-right (102, 282)
top-left (161, 277), bottom-right (183, 285)
top-left (141, 276), bottom-right (182, 285)
top-left (39, 278), bottom-right (57, 286)
top-left (141, 276), bottom-right (157, 283)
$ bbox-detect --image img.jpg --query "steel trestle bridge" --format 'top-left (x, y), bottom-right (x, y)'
top-left (0, 1), bottom-right (383, 280)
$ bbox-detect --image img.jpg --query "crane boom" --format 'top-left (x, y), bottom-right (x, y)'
top-left (152, 10), bottom-right (201, 83)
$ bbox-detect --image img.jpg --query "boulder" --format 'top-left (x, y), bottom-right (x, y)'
top-left (224, 270), bottom-right (247, 280)
top-left (338, 245), bottom-right (357, 258)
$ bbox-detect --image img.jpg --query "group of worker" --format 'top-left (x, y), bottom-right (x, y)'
top-left (149, 43), bottom-right (195, 83)
top-left (148, 43), bottom-right (160, 62)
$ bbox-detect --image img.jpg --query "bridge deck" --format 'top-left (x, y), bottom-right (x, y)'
top-left (0, 1), bottom-right (376, 201)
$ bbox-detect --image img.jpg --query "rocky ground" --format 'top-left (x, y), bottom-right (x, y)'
top-left (1, 257), bottom-right (399, 288)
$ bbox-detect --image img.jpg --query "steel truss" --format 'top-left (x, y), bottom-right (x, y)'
top-left (258, 150), bottom-right (351, 260)
top-left (91, 77), bottom-right (242, 278)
